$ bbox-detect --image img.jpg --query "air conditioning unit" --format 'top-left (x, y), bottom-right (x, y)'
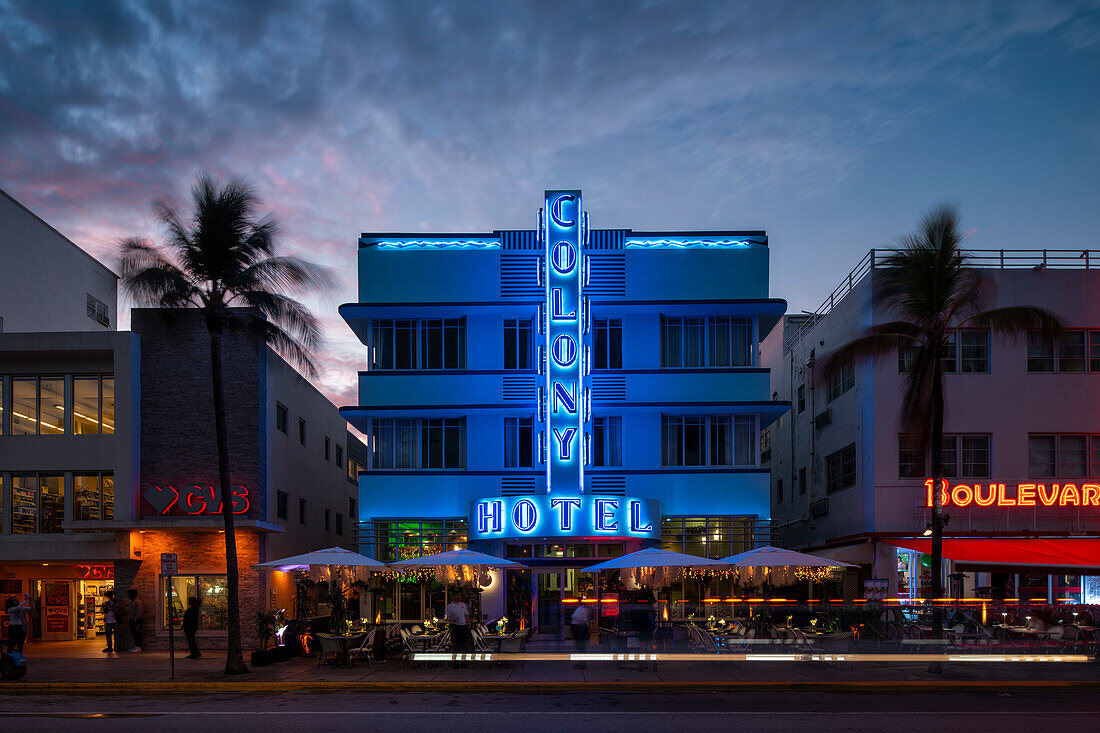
top-left (760, 448), bottom-right (772, 463)
top-left (814, 408), bottom-right (831, 428)
top-left (810, 498), bottom-right (829, 518)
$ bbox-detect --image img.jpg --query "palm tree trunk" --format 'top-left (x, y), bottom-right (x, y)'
top-left (209, 327), bottom-right (249, 675)
top-left (928, 354), bottom-right (945, 674)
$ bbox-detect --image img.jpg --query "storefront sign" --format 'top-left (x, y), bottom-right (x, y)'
top-left (76, 565), bottom-right (114, 580)
top-left (43, 581), bottom-right (70, 634)
top-left (925, 479), bottom-right (1100, 508)
top-left (544, 190), bottom-right (588, 494)
top-left (142, 485), bottom-right (250, 516)
top-left (468, 495), bottom-right (660, 541)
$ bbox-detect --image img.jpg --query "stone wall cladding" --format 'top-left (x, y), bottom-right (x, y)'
top-left (131, 308), bottom-right (265, 520)
top-left (116, 529), bottom-right (264, 652)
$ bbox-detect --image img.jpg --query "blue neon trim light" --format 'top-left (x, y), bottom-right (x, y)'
top-left (371, 239), bottom-right (500, 250)
top-left (623, 238), bottom-right (761, 249)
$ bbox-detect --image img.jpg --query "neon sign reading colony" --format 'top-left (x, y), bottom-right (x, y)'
top-left (924, 479), bottom-right (1100, 508)
top-left (469, 495), bottom-right (660, 540)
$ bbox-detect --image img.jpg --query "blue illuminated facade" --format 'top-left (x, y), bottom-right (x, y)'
top-left (340, 190), bottom-right (788, 628)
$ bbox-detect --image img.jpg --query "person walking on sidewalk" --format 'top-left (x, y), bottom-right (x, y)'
top-left (183, 596), bottom-right (201, 659)
top-left (101, 591), bottom-right (118, 653)
top-left (570, 602), bottom-right (593, 668)
top-left (127, 588), bottom-right (145, 652)
top-left (444, 592), bottom-right (472, 667)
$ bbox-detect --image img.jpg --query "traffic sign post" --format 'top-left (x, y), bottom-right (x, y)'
top-left (161, 553), bottom-right (178, 680)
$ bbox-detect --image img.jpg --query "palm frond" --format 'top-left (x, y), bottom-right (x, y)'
top-left (228, 255), bottom-right (332, 297)
top-left (958, 306), bottom-right (1064, 340)
top-left (232, 290), bottom-right (324, 352)
top-left (246, 316), bottom-right (321, 379)
top-left (117, 237), bottom-right (198, 307)
top-left (817, 321), bottom-right (921, 385)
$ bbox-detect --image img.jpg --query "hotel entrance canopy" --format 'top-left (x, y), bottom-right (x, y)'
top-left (885, 538), bottom-right (1100, 573)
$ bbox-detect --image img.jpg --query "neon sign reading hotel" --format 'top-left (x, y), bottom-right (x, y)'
top-left (924, 479), bottom-right (1100, 508)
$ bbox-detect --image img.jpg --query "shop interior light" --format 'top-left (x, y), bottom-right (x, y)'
top-left (42, 562), bottom-right (49, 566)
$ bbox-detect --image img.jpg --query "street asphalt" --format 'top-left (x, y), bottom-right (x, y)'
top-left (2, 690), bottom-right (1100, 732)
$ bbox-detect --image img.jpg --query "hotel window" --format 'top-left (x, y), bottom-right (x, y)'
top-left (660, 315), bottom-right (752, 368)
top-left (661, 516), bottom-right (754, 560)
top-left (593, 416), bottom-right (622, 466)
top-left (825, 444), bottom-right (856, 494)
top-left (276, 403), bottom-right (288, 433)
top-left (163, 576), bottom-right (227, 631)
top-left (276, 491), bottom-right (288, 520)
top-left (1028, 434), bottom-right (1100, 477)
top-left (898, 435), bottom-right (925, 478)
top-left (86, 293), bottom-right (109, 327)
top-left (593, 319), bottom-right (622, 369)
top-left (372, 318), bottom-right (466, 370)
top-left (336, 513), bottom-right (344, 536)
top-left (898, 341), bottom-right (915, 373)
top-left (347, 456), bottom-right (363, 484)
top-left (775, 478), bottom-right (783, 503)
top-left (504, 319), bottom-right (534, 370)
top-left (298, 418), bottom-right (306, 445)
top-left (74, 472), bottom-right (114, 521)
top-left (943, 329), bottom-right (990, 373)
top-left (349, 498), bottom-right (357, 522)
top-left (324, 436), bottom-right (331, 461)
top-left (827, 360), bottom-right (855, 402)
top-left (1028, 331), bottom-right (1100, 373)
top-left (661, 414), bottom-right (755, 467)
top-left (73, 376), bottom-right (114, 434)
top-left (370, 417), bottom-right (466, 469)
top-left (503, 417), bottom-right (534, 468)
top-left (11, 473), bottom-right (64, 533)
top-left (335, 444), bottom-right (344, 468)
top-left (799, 466), bottom-right (807, 495)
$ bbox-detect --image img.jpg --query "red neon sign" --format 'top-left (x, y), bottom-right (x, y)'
top-left (143, 485), bottom-right (250, 516)
top-left (924, 479), bottom-right (1100, 508)
top-left (76, 565), bottom-right (114, 580)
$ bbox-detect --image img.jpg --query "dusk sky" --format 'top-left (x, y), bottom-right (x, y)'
top-left (2, 0), bottom-right (1098, 409)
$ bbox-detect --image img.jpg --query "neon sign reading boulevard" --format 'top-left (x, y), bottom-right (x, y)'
top-left (924, 479), bottom-right (1100, 508)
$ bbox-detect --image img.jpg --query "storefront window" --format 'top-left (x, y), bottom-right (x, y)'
top-left (164, 575), bottom-right (228, 630)
top-left (39, 475), bottom-right (65, 532)
top-left (74, 474), bottom-right (100, 520)
top-left (73, 377), bottom-right (101, 434)
top-left (11, 378), bottom-right (37, 435)
top-left (12, 475), bottom-right (36, 533)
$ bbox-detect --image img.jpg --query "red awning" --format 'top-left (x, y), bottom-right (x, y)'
top-left (884, 538), bottom-right (1100, 569)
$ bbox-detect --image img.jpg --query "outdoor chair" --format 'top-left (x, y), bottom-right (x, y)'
top-left (791, 628), bottom-right (823, 653)
top-left (315, 634), bottom-right (342, 669)
top-left (349, 628), bottom-right (377, 670)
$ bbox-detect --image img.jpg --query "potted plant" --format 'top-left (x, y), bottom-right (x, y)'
top-left (250, 610), bottom-right (286, 666)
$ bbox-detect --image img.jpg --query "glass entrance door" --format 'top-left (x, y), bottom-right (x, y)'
top-left (536, 571), bottom-right (562, 636)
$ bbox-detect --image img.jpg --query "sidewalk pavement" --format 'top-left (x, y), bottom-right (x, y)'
top-left (2, 640), bottom-right (1097, 693)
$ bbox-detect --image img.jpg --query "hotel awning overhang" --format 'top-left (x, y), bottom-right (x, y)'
top-left (883, 537), bottom-right (1100, 574)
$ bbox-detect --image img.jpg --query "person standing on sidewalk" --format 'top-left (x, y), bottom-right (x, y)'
top-left (5, 594), bottom-right (33, 654)
top-left (570, 602), bottom-right (593, 668)
top-left (444, 592), bottom-right (472, 667)
top-left (182, 596), bottom-right (201, 659)
top-left (101, 591), bottom-right (118, 653)
top-left (127, 588), bottom-right (144, 652)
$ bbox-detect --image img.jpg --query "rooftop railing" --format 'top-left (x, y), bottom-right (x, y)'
top-left (784, 248), bottom-right (1100, 352)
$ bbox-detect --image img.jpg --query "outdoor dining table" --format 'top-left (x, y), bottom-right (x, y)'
top-left (316, 632), bottom-right (367, 667)
top-left (408, 631), bottom-right (444, 651)
top-left (480, 632), bottom-right (515, 653)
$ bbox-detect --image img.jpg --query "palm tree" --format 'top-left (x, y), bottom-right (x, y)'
top-left (819, 204), bottom-right (1061, 671)
top-left (119, 173), bottom-right (330, 674)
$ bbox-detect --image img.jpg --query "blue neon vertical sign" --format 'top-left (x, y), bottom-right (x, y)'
top-left (544, 190), bottom-right (587, 495)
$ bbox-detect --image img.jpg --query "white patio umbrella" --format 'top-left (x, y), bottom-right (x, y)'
top-left (583, 547), bottom-right (730, 593)
top-left (252, 546), bottom-right (388, 571)
top-left (389, 548), bottom-right (526, 586)
top-left (720, 545), bottom-right (856, 601)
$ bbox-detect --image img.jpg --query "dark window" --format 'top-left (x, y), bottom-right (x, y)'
top-left (797, 385), bottom-right (805, 413)
top-left (1029, 434), bottom-right (1100, 477)
top-left (372, 318), bottom-right (465, 370)
top-left (660, 315), bottom-right (752, 368)
top-left (960, 435), bottom-right (990, 477)
top-left (504, 417), bottom-right (534, 468)
top-left (422, 417), bottom-right (466, 469)
top-left (504, 319), bottom-right (534, 370)
top-left (798, 467), bottom-right (807, 495)
top-left (349, 497), bottom-right (357, 521)
top-left (661, 415), bottom-right (754, 467)
top-left (1028, 332), bottom-right (1055, 372)
top-left (1030, 330), bottom-right (1100, 373)
top-left (899, 435), bottom-right (925, 478)
top-left (827, 360), bottom-right (855, 401)
top-left (324, 508), bottom-right (331, 532)
top-left (276, 491), bottom-right (288, 520)
top-left (826, 444), bottom-right (857, 494)
top-left (959, 330), bottom-right (990, 373)
top-left (775, 478), bottom-right (783, 503)
top-left (335, 444), bottom-right (343, 468)
top-left (324, 436), bottom-right (331, 461)
top-left (276, 403), bottom-right (288, 434)
top-left (336, 513), bottom-right (343, 536)
top-left (898, 341), bottom-right (915, 373)
top-left (298, 418), bottom-right (306, 445)
top-left (298, 498), bottom-right (306, 525)
top-left (594, 319), bottom-right (623, 369)
top-left (422, 318), bottom-right (466, 369)
top-left (593, 416), bottom-right (622, 466)
top-left (941, 436), bottom-right (959, 477)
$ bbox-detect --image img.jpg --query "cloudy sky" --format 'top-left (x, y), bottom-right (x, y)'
top-left (2, 0), bottom-right (1098, 408)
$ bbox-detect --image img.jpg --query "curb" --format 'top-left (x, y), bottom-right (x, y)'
top-left (3, 680), bottom-right (1100, 695)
